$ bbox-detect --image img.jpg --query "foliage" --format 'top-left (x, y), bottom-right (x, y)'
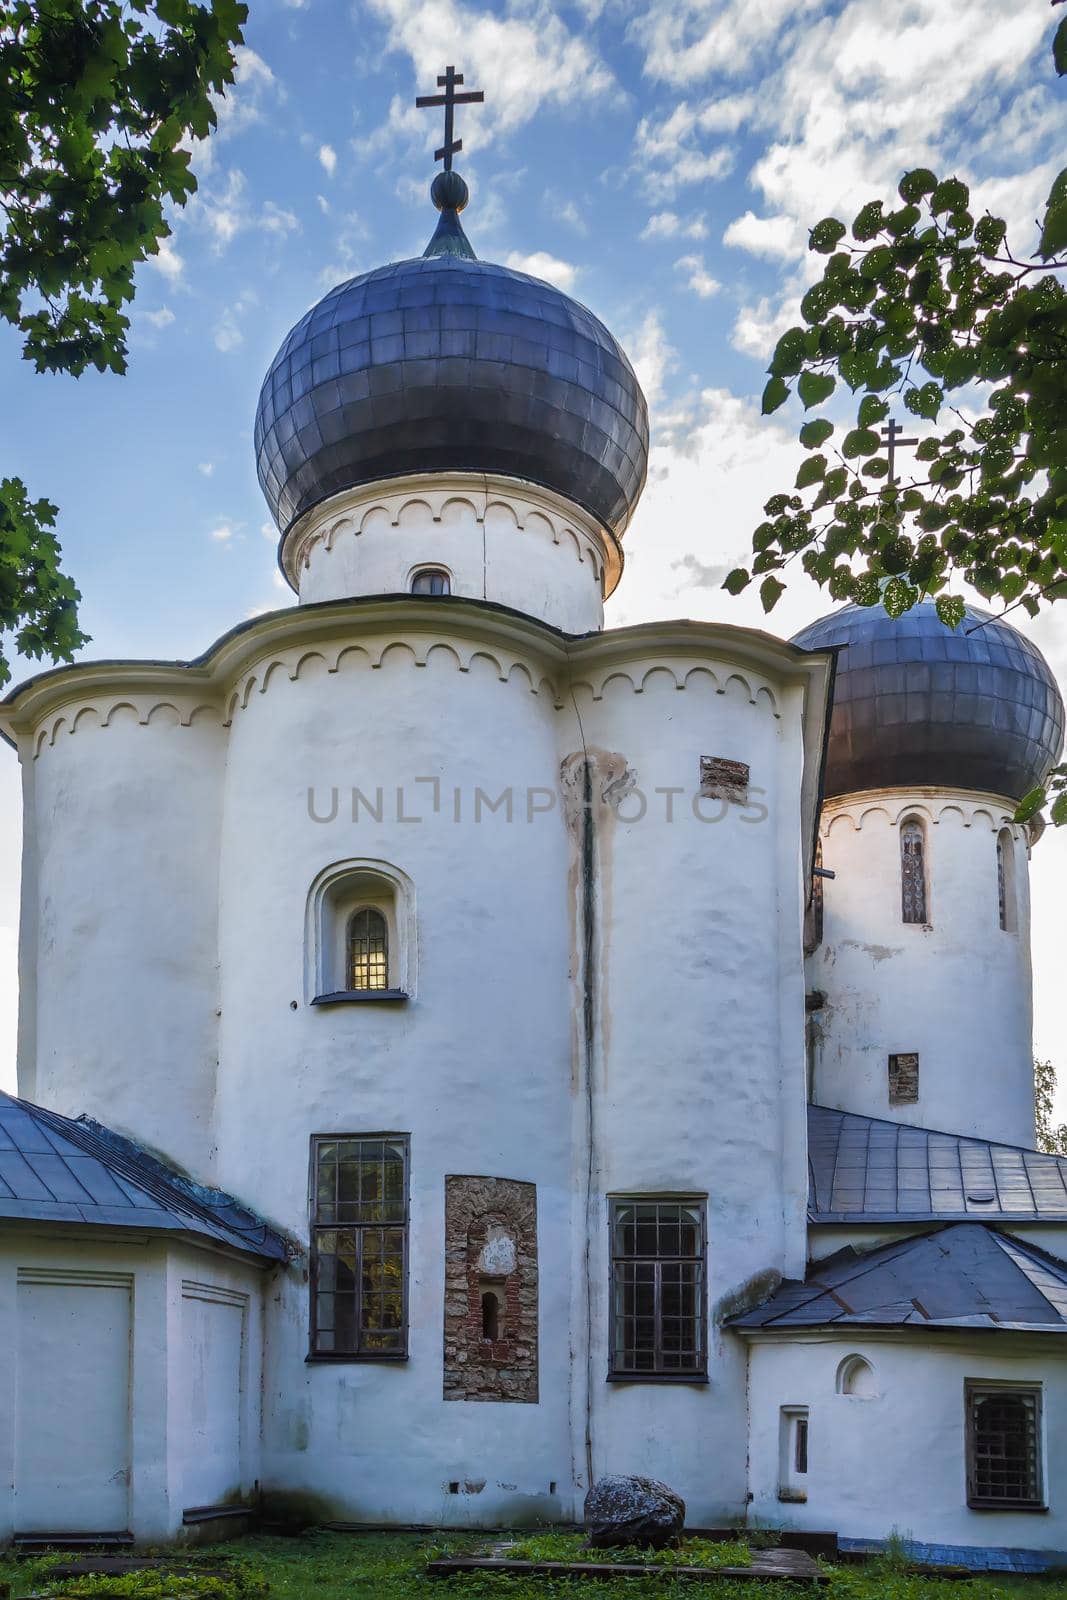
top-left (501, 1532), bottom-right (752, 1568)
top-left (9, 1558), bottom-right (267, 1599)
top-left (1034, 1056), bottom-right (1067, 1156)
top-left (4, 1533), bottom-right (1067, 1600)
top-left (0, 0), bottom-right (247, 686)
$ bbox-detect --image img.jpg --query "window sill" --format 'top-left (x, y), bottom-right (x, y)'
top-left (778, 1490), bottom-right (808, 1504)
top-left (305, 1352), bottom-right (409, 1364)
top-left (311, 990), bottom-right (409, 1006)
top-left (967, 1500), bottom-right (1048, 1513)
top-left (606, 1371), bottom-right (709, 1385)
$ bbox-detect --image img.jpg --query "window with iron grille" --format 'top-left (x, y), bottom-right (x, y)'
top-left (900, 818), bottom-right (927, 924)
top-left (310, 1136), bottom-right (409, 1358)
top-left (347, 907), bottom-right (389, 990)
top-left (966, 1383), bottom-right (1043, 1509)
top-left (411, 567), bottom-right (451, 595)
top-left (609, 1199), bottom-right (706, 1379)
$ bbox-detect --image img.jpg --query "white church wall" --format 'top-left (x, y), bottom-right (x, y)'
top-left (574, 666), bottom-right (811, 1523)
top-left (746, 1332), bottom-right (1067, 1554)
top-left (212, 630), bottom-right (577, 1525)
top-left (809, 790), bottom-right (1035, 1148)
top-left (289, 475), bottom-right (612, 635)
top-left (17, 703), bottom-right (226, 1179)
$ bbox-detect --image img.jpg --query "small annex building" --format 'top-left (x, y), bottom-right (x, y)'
top-left (1, 88), bottom-right (1066, 1568)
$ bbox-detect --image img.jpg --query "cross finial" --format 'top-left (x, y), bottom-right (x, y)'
top-left (415, 65), bottom-right (484, 173)
top-left (879, 417), bottom-right (919, 485)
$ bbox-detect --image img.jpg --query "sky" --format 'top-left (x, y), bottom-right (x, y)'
top-left (1, 0), bottom-right (1066, 1110)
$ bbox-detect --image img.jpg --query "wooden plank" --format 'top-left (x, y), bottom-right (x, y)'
top-left (426, 1551), bottom-right (828, 1585)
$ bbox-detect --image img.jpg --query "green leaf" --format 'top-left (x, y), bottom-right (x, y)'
top-left (1039, 199), bottom-right (1067, 261)
top-left (723, 568), bottom-right (751, 595)
top-left (1014, 787), bottom-right (1046, 825)
top-left (858, 395), bottom-right (888, 428)
top-left (797, 371), bottom-right (836, 409)
top-left (935, 594), bottom-right (965, 630)
top-left (760, 576), bottom-right (786, 613)
top-left (762, 375), bottom-right (790, 414)
top-left (853, 200), bottom-right (884, 241)
top-left (930, 177), bottom-right (969, 215)
top-left (842, 427), bottom-right (881, 459)
top-left (795, 454), bottom-right (827, 489)
top-left (809, 218), bottom-right (847, 254)
top-left (800, 418), bottom-right (834, 449)
top-left (1055, 14), bottom-right (1067, 75)
top-left (770, 328), bottom-right (809, 377)
top-left (883, 577), bottom-right (918, 618)
top-left (898, 168), bottom-right (938, 202)
top-left (1051, 792), bottom-right (1067, 827)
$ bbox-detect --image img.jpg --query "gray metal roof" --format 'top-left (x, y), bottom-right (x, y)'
top-left (730, 1224), bottom-right (1067, 1333)
top-left (809, 1104), bottom-right (1067, 1224)
top-left (0, 1091), bottom-right (288, 1262)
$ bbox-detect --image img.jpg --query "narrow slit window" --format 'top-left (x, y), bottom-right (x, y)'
top-left (609, 1199), bottom-right (706, 1379)
top-left (966, 1383), bottom-right (1043, 1508)
top-left (778, 1406), bottom-right (809, 1502)
top-left (481, 1290), bottom-right (500, 1342)
top-left (900, 818), bottom-right (927, 924)
top-left (310, 1135), bottom-right (409, 1358)
top-left (411, 568), bottom-right (451, 596)
top-left (997, 829), bottom-right (1017, 933)
top-left (347, 907), bottom-right (388, 991)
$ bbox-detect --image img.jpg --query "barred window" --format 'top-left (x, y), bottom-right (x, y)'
top-left (610, 1199), bottom-right (706, 1379)
top-left (901, 818), bottom-right (927, 924)
top-left (310, 1136), bottom-right (408, 1358)
top-left (347, 907), bottom-right (388, 991)
top-left (411, 567), bottom-right (451, 596)
top-left (966, 1383), bottom-right (1043, 1509)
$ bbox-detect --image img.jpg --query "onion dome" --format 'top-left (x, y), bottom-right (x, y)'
top-left (792, 601), bottom-right (1065, 801)
top-left (254, 168), bottom-right (649, 542)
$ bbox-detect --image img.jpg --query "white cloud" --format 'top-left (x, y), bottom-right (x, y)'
top-left (632, 100), bottom-right (741, 196)
top-left (198, 462), bottom-right (215, 477)
top-left (147, 237), bottom-right (184, 283)
top-left (363, 0), bottom-right (616, 160)
top-left (189, 169), bottom-right (299, 252)
top-left (556, 198), bottom-right (589, 235)
top-left (214, 47), bottom-right (281, 138)
top-left (631, 0), bottom-right (821, 85)
top-left (318, 143), bottom-right (337, 177)
top-left (641, 210), bottom-right (708, 241)
top-left (674, 252), bottom-right (720, 298)
top-left (210, 522), bottom-right (237, 541)
top-left (504, 250), bottom-right (578, 292)
top-left (723, 210), bottom-right (801, 260)
top-left (621, 310), bottom-right (676, 411)
top-left (139, 305), bottom-right (176, 329)
top-left (317, 194), bottom-right (331, 215)
top-left (261, 521), bottom-right (277, 540)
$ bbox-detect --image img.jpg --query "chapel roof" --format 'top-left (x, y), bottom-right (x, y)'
top-left (729, 1223), bottom-right (1067, 1334)
top-left (0, 1090), bottom-right (288, 1262)
top-left (808, 1104), bottom-right (1067, 1225)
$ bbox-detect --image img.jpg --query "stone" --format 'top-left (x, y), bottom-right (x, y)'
top-left (584, 1473), bottom-right (686, 1549)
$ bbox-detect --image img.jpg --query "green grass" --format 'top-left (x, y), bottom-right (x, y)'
top-left (1, 1531), bottom-right (1066, 1600)
top-left (500, 1532), bottom-right (753, 1567)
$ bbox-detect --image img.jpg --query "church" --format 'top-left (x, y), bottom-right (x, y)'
top-left (1, 72), bottom-right (1066, 1570)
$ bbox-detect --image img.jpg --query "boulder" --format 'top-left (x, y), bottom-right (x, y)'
top-left (584, 1473), bottom-right (686, 1548)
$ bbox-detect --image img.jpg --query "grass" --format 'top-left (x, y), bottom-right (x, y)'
top-left (1, 1531), bottom-right (1066, 1600)
top-left (499, 1532), bottom-right (753, 1567)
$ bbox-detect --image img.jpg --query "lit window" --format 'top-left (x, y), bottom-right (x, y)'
top-left (966, 1383), bottom-right (1043, 1509)
top-left (347, 907), bottom-right (388, 991)
top-left (411, 568), bottom-right (451, 596)
top-left (900, 818), bottom-right (927, 924)
top-left (778, 1406), bottom-right (809, 1502)
top-left (310, 1136), bottom-right (409, 1358)
top-left (997, 829), bottom-right (1017, 933)
top-left (610, 1199), bottom-right (706, 1378)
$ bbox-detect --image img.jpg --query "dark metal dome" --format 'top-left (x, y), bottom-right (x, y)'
top-left (792, 601), bottom-right (1065, 801)
top-left (254, 253), bottom-right (649, 540)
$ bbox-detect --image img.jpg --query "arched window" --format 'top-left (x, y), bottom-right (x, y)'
top-left (836, 1354), bottom-right (877, 1397)
top-left (997, 828), bottom-right (1017, 932)
top-left (410, 567), bottom-right (451, 596)
top-left (900, 818), bottom-right (927, 924)
top-left (481, 1290), bottom-right (500, 1342)
top-left (347, 907), bottom-right (389, 991)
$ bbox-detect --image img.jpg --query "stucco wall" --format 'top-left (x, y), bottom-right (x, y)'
top-left (746, 1331), bottom-right (1067, 1552)
top-left (0, 1231), bottom-right (264, 1547)
top-left (809, 790), bottom-right (1035, 1147)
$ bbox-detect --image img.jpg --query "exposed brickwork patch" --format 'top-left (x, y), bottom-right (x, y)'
top-left (700, 756), bottom-right (750, 804)
top-left (444, 1175), bottom-right (538, 1403)
top-left (889, 1052), bottom-right (919, 1105)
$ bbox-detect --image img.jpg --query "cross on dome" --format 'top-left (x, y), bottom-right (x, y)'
top-left (415, 65), bottom-right (484, 173)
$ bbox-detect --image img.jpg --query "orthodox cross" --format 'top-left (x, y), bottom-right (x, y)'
top-left (416, 65), bottom-right (484, 172)
top-left (879, 417), bottom-right (919, 484)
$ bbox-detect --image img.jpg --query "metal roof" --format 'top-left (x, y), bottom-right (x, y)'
top-left (809, 1104), bottom-right (1067, 1224)
top-left (0, 1090), bottom-right (288, 1262)
top-left (730, 1224), bottom-right (1067, 1333)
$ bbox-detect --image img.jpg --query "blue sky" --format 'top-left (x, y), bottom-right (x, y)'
top-left (2, 0), bottom-right (1067, 1102)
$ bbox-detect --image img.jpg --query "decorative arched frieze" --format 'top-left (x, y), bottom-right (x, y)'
top-left (821, 794), bottom-right (1017, 834)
